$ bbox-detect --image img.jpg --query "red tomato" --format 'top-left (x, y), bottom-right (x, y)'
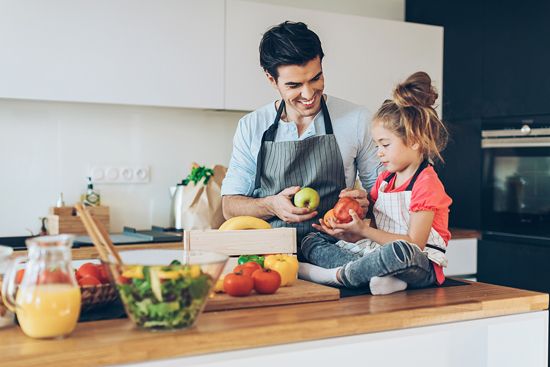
top-left (78, 276), bottom-right (101, 286)
top-left (252, 268), bottom-right (281, 294)
top-left (233, 261), bottom-right (262, 277)
top-left (76, 262), bottom-right (101, 280)
top-left (95, 264), bottom-right (110, 283)
top-left (223, 272), bottom-right (254, 297)
top-left (117, 275), bottom-right (131, 285)
top-left (333, 197), bottom-right (363, 223)
top-left (15, 269), bottom-right (25, 285)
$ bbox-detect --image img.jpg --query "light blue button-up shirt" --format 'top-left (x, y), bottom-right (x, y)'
top-left (221, 95), bottom-right (383, 196)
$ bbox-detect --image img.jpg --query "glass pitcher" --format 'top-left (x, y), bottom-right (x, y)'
top-left (1, 234), bottom-right (81, 339)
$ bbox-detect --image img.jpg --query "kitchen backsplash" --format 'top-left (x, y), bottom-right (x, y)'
top-left (0, 99), bottom-right (243, 236)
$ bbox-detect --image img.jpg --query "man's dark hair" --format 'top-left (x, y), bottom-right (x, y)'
top-left (259, 21), bottom-right (324, 81)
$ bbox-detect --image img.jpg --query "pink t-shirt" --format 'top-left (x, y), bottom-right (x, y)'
top-left (370, 166), bottom-right (452, 284)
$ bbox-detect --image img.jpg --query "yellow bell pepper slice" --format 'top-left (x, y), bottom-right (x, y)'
top-left (156, 269), bottom-right (181, 280)
top-left (179, 265), bottom-right (202, 279)
top-left (121, 265), bottom-right (144, 279)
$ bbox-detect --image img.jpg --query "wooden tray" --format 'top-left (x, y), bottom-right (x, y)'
top-left (204, 280), bottom-right (339, 312)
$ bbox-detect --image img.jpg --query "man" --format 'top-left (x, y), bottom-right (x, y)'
top-left (221, 21), bottom-right (382, 250)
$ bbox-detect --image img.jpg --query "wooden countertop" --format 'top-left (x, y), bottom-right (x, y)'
top-left (450, 228), bottom-right (481, 240)
top-left (0, 281), bottom-right (547, 367)
top-left (13, 227), bottom-right (481, 261)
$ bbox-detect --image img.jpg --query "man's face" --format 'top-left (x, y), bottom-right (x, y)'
top-left (267, 56), bottom-right (324, 120)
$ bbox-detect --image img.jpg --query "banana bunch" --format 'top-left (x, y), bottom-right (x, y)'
top-left (218, 216), bottom-right (271, 230)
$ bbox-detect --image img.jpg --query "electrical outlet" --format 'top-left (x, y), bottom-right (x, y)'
top-left (89, 165), bottom-right (150, 184)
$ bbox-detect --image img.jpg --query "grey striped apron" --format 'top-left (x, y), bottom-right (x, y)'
top-left (252, 97), bottom-right (346, 248)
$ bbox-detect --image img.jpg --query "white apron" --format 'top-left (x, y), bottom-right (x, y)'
top-left (336, 161), bottom-right (448, 267)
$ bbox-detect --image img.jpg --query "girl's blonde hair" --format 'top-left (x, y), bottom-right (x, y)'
top-left (373, 71), bottom-right (448, 163)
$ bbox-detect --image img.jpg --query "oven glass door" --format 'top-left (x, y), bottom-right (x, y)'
top-left (482, 145), bottom-right (550, 237)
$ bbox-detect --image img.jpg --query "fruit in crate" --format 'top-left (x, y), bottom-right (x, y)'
top-left (333, 197), bottom-right (363, 223)
top-left (218, 216), bottom-right (271, 230)
top-left (293, 187), bottom-right (320, 210)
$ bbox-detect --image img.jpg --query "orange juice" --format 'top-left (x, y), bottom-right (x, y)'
top-left (15, 284), bottom-right (81, 338)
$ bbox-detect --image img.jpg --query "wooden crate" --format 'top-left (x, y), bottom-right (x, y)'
top-left (187, 227), bottom-right (296, 274)
top-left (47, 206), bottom-right (110, 235)
top-left (187, 227), bottom-right (296, 256)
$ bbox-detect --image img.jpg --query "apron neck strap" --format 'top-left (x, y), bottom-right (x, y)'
top-left (254, 96), bottom-right (333, 190)
top-left (404, 160), bottom-right (431, 191)
top-left (263, 96), bottom-right (333, 142)
top-left (383, 160), bottom-right (431, 191)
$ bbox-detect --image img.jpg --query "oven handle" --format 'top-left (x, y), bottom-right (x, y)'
top-left (482, 136), bottom-right (550, 148)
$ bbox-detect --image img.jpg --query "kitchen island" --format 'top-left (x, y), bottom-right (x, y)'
top-left (0, 279), bottom-right (547, 367)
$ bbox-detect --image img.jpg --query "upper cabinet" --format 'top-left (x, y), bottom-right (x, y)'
top-left (225, 0), bottom-right (443, 113)
top-left (0, 0), bottom-right (443, 112)
top-left (0, 0), bottom-right (225, 109)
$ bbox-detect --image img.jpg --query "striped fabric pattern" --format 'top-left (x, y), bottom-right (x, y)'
top-left (253, 134), bottom-right (346, 242)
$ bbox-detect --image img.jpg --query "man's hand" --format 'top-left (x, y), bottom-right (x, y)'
top-left (268, 186), bottom-right (318, 223)
top-left (339, 188), bottom-right (369, 218)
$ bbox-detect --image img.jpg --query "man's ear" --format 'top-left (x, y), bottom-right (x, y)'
top-left (411, 142), bottom-right (420, 151)
top-left (265, 72), bottom-right (278, 89)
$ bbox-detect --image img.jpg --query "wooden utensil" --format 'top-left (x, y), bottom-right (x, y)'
top-left (74, 203), bottom-right (122, 265)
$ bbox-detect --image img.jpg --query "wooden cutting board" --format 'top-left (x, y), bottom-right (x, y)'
top-left (204, 279), bottom-right (340, 312)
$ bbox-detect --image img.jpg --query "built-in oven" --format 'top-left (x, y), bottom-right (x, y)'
top-left (478, 119), bottom-right (550, 351)
top-left (481, 121), bottom-right (550, 240)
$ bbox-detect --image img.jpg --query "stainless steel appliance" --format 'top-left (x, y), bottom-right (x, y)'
top-left (481, 121), bottom-right (550, 239)
top-left (169, 184), bottom-right (185, 230)
top-left (478, 118), bottom-right (550, 295)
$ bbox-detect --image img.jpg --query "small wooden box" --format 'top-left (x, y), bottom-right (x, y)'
top-left (187, 227), bottom-right (296, 274)
top-left (47, 206), bottom-right (110, 235)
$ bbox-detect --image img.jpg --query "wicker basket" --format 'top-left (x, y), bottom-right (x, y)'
top-left (80, 283), bottom-right (119, 312)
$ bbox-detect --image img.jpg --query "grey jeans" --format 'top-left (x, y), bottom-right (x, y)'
top-left (301, 232), bottom-right (437, 289)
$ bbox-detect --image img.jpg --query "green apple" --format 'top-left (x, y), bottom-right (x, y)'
top-left (293, 187), bottom-right (320, 211)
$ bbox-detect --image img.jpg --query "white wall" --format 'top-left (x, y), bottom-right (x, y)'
top-left (0, 100), bottom-right (244, 236)
top-left (248, 0), bottom-right (404, 21)
top-left (0, 0), bottom-right (405, 237)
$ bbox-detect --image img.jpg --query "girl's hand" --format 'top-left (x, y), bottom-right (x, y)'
top-left (312, 213), bottom-right (364, 243)
top-left (331, 209), bottom-right (370, 238)
top-left (339, 188), bottom-right (369, 218)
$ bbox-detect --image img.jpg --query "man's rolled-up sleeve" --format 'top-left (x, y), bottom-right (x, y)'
top-left (221, 119), bottom-right (257, 196)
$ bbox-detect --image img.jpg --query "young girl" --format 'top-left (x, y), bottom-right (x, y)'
top-left (299, 71), bottom-right (452, 295)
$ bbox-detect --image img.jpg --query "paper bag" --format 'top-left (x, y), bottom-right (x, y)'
top-left (179, 165), bottom-right (227, 230)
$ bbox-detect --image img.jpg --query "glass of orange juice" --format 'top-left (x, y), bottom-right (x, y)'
top-left (2, 235), bottom-right (81, 339)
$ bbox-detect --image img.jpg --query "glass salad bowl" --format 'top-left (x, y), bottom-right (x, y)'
top-left (105, 250), bottom-right (227, 331)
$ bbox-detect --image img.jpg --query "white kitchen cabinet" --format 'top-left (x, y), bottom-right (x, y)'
top-left (0, 0), bottom-right (225, 109)
top-left (225, 0), bottom-right (443, 112)
top-left (445, 238), bottom-right (478, 277)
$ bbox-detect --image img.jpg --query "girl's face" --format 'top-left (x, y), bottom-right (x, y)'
top-left (372, 121), bottom-right (422, 173)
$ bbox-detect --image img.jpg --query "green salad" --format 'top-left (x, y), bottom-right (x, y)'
top-left (117, 260), bottom-right (213, 329)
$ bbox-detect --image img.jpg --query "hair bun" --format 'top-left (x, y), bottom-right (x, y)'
top-left (393, 71), bottom-right (438, 108)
